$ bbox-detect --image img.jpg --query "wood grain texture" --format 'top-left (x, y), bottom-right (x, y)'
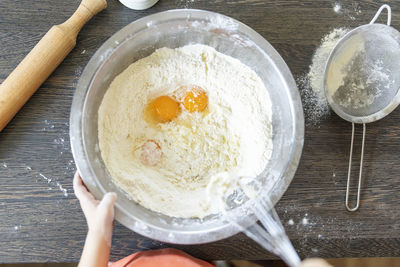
top-left (1, 0), bottom-right (400, 263)
top-left (0, 0), bottom-right (107, 131)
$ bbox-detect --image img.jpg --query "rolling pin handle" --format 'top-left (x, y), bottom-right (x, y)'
top-left (0, 0), bottom-right (107, 132)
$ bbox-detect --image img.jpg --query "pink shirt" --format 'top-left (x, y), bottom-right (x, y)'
top-left (109, 248), bottom-right (215, 267)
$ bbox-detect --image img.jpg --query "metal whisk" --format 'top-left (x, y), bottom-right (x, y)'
top-left (214, 177), bottom-right (301, 267)
top-left (227, 197), bottom-right (300, 267)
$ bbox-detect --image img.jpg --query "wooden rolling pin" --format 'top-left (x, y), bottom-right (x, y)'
top-left (0, 0), bottom-right (107, 132)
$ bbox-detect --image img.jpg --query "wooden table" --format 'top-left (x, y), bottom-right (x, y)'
top-left (1, 0), bottom-right (400, 263)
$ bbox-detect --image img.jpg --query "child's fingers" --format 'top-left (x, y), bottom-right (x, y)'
top-left (97, 193), bottom-right (117, 223)
top-left (300, 259), bottom-right (333, 267)
top-left (73, 172), bottom-right (88, 200)
top-left (98, 193), bottom-right (117, 221)
top-left (73, 172), bottom-right (98, 206)
top-left (98, 192), bottom-right (117, 211)
top-left (97, 193), bottom-right (117, 237)
top-left (97, 193), bottom-right (117, 246)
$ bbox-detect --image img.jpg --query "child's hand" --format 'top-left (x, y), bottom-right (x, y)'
top-left (300, 258), bottom-right (333, 267)
top-left (73, 171), bottom-right (117, 246)
top-left (74, 172), bottom-right (117, 267)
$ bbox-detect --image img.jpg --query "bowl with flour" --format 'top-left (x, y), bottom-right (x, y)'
top-left (70, 9), bottom-right (304, 244)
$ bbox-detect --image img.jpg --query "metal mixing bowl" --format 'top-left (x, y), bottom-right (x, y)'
top-left (70, 9), bottom-right (304, 244)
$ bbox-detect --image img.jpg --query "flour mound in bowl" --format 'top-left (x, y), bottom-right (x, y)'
top-left (98, 44), bottom-right (273, 218)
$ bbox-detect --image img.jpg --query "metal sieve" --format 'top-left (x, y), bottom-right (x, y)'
top-left (324, 5), bottom-right (400, 211)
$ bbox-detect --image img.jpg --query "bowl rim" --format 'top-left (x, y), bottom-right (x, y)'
top-left (70, 8), bottom-right (304, 244)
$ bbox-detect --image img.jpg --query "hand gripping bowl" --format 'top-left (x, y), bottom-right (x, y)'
top-left (70, 9), bottom-right (304, 244)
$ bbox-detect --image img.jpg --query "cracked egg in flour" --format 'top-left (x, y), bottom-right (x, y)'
top-left (98, 44), bottom-right (273, 218)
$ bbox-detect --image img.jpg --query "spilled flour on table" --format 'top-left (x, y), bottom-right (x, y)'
top-left (38, 173), bottom-right (68, 197)
top-left (333, 1), bottom-right (362, 20)
top-left (298, 27), bottom-right (349, 125)
top-left (12, 120), bottom-right (76, 197)
top-left (175, 0), bottom-right (195, 9)
top-left (309, 28), bottom-right (350, 97)
top-left (333, 2), bottom-right (342, 13)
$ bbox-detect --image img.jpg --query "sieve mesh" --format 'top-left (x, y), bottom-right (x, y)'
top-left (325, 24), bottom-right (400, 121)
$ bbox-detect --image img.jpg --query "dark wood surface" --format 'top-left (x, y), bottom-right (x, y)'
top-left (1, 0), bottom-right (400, 263)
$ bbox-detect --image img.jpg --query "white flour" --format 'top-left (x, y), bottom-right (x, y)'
top-left (175, 0), bottom-right (195, 9)
top-left (98, 44), bottom-right (273, 218)
top-left (327, 40), bottom-right (393, 110)
top-left (310, 28), bottom-right (349, 100)
top-left (333, 1), bottom-right (362, 20)
top-left (333, 2), bottom-right (341, 13)
top-left (298, 28), bottom-right (349, 125)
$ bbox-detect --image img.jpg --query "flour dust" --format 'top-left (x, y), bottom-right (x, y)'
top-left (18, 119), bottom-right (75, 197)
top-left (175, 0), bottom-right (195, 9)
top-left (333, 1), bottom-right (362, 20)
top-left (298, 28), bottom-right (349, 125)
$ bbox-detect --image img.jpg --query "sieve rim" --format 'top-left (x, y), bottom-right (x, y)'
top-left (324, 23), bottom-right (400, 124)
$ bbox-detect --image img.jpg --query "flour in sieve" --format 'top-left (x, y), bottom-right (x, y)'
top-left (298, 28), bottom-right (349, 125)
top-left (328, 49), bottom-right (393, 110)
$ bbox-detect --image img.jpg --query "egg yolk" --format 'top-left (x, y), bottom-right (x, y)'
top-left (182, 86), bottom-right (208, 113)
top-left (150, 96), bottom-right (180, 122)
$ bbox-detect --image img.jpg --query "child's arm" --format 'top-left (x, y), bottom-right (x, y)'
top-left (301, 259), bottom-right (333, 267)
top-left (73, 172), bottom-right (117, 267)
top-left (73, 172), bottom-right (333, 267)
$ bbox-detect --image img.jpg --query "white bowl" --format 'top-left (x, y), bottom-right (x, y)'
top-left (119, 0), bottom-right (159, 10)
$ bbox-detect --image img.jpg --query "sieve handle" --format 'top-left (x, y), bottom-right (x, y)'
top-left (370, 4), bottom-right (391, 25)
top-left (345, 123), bottom-right (366, 212)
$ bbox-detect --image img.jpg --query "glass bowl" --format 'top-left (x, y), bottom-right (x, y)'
top-left (70, 9), bottom-right (304, 244)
